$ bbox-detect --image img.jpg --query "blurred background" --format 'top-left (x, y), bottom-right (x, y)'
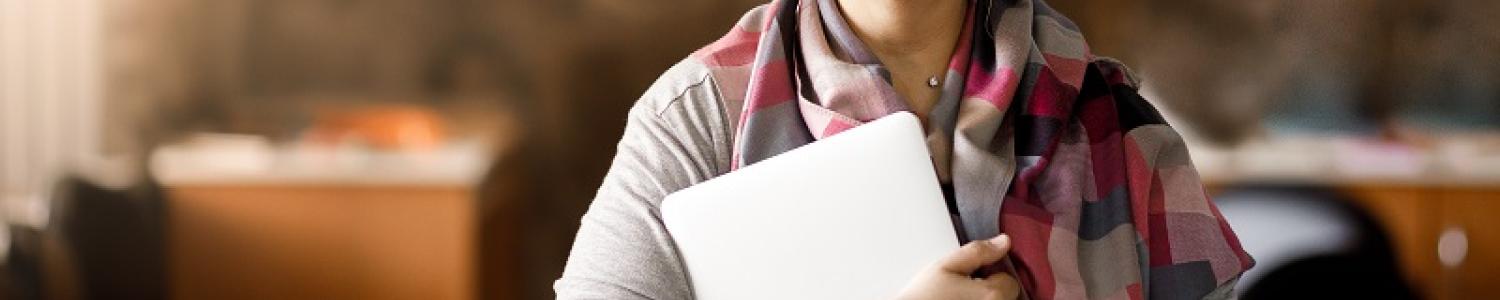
top-left (0, 0), bottom-right (1496, 299)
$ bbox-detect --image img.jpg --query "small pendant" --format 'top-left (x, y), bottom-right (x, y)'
top-left (927, 76), bottom-right (940, 88)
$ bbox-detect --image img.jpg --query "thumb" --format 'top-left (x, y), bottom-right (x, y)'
top-left (937, 234), bottom-right (1012, 275)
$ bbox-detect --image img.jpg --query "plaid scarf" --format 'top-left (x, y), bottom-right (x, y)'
top-left (692, 0), bottom-right (1253, 298)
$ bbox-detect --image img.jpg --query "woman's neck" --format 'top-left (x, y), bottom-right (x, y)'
top-left (835, 0), bottom-right (966, 57)
top-left (835, 0), bottom-right (966, 122)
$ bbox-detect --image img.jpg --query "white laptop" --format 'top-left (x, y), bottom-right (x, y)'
top-left (661, 112), bottom-right (960, 300)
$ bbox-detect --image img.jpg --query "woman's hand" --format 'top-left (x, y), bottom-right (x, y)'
top-left (896, 234), bottom-right (1021, 300)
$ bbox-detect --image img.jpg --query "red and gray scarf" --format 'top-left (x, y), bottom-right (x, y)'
top-left (692, 0), bottom-right (1253, 298)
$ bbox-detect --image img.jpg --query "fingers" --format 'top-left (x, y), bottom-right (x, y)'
top-left (982, 272), bottom-right (1021, 300)
top-left (902, 235), bottom-right (1020, 300)
top-left (937, 234), bottom-right (1011, 275)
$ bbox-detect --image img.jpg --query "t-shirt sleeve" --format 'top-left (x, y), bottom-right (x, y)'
top-left (554, 65), bottom-right (730, 300)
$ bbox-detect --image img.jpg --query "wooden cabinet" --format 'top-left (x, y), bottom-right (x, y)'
top-left (1432, 189), bottom-right (1500, 299)
top-left (166, 183), bottom-right (476, 300)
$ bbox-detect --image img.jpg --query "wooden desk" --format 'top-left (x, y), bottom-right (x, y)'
top-left (166, 183), bottom-right (475, 300)
top-left (149, 135), bottom-right (493, 299)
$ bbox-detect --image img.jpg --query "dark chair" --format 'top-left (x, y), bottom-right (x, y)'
top-left (2, 225), bottom-right (47, 300)
top-left (1214, 185), bottom-right (1416, 300)
top-left (2, 175), bottom-right (167, 300)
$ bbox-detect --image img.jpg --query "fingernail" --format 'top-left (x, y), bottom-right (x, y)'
top-left (989, 234), bottom-right (1010, 247)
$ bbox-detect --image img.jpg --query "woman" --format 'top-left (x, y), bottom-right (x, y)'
top-left (556, 0), bottom-right (1253, 299)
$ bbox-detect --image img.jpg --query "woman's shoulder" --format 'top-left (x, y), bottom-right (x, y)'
top-left (635, 2), bottom-right (776, 122)
top-left (624, 57), bottom-right (742, 177)
top-left (626, 4), bottom-right (777, 165)
top-left (634, 51), bottom-right (752, 133)
top-left (634, 58), bottom-right (724, 120)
